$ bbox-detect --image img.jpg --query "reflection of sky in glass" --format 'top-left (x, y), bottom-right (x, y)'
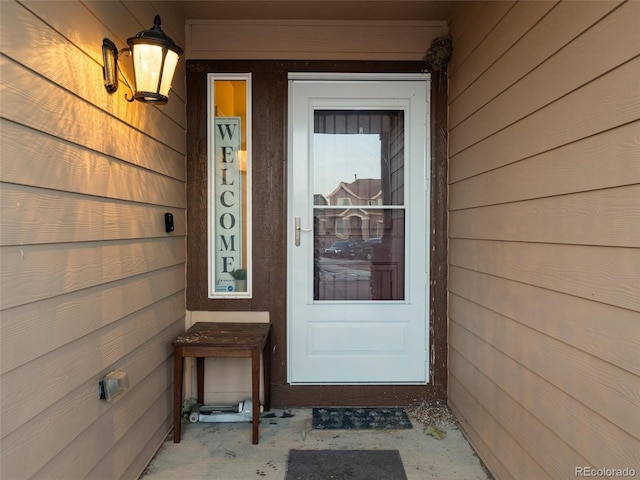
top-left (314, 134), bottom-right (381, 197)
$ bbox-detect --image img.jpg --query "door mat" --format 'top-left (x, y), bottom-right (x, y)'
top-left (312, 407), bottom-right (413, 430)
top-left (285, 449), bottom-right (408, 480)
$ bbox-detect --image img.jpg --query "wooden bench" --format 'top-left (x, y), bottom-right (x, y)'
top-left (172, 322), bottom-right (271, 444)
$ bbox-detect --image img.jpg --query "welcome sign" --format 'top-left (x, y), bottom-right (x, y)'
top-left (213, 117), bottom-right (243, 292)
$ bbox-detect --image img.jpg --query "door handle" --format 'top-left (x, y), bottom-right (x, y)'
top-left (295, 216), bottom-right (312, 246)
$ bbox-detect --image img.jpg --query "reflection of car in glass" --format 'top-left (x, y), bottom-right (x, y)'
top-left (344, 240), bottom-right (368, 259)
top-left (347, 237), bottom-right (382, 260)
top-left (325, 238), bottom-right (382, 259)
top-left (324, 240), bottom-right (353, 257)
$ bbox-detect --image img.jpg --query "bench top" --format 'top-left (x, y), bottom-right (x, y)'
top-left (172, 322), bottom-right (271, 348)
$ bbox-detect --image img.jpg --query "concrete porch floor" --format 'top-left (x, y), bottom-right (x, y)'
top-left (140, 408), bottom-right (492, 479)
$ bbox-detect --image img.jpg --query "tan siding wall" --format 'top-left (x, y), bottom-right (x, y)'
top-left (0, 1), bottom-right (186, 479)
top-left (447, 1), bottom-right (640, 479)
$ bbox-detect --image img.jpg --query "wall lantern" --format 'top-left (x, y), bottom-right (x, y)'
top-left (102, 15), bottom-right (183, 105)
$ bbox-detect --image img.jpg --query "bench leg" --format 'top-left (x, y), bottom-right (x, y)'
top-left (196, 357), bottom-right (205, 404)
top-left (263, 333), bottom-right (271, 411)
top-left (251, 347), bottom-right (260, 444)
top-left (173, 351), bottom-right (184, 443)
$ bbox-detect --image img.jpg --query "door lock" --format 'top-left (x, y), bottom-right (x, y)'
top-left (294, 216), bottom-right (312, 246)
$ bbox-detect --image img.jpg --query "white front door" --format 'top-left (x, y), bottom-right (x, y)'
top-left (287, 74), bottom-right (430, 384)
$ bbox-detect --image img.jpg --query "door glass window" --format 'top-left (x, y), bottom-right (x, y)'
top-left (313, 110), bottom-right (405, 301)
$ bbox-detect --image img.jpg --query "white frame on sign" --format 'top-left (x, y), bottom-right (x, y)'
top-left (207, 73), bottom-right (253, 298)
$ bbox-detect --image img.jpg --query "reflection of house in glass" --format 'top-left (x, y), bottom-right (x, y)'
top-left (312, 110), bottom-right (406, 301)
top-left (318, 178), bottom-right (383, 243)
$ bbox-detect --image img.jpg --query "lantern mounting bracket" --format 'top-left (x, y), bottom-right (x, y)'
top-left (102, 39), bottom-right (135, 102)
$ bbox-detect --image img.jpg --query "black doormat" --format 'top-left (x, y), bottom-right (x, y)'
top-left (285, 449), bottom-right (408, 480)
top-left (312, 407), bottom-right (413, 430)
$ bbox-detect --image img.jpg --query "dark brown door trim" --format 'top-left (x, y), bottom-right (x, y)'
top-left (186, 60), bottom-right (448, 406)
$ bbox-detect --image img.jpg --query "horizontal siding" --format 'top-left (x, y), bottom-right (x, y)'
top-left (448, 1), bottom-right (640, 479)
top-left (450, 185), bottom-right (640, 247)
top-left (1, 121), bottom-right (186, 208)
top-left (2, 322), bottom-right (181, 479)
top-left (450, 55), bottom-right (640, 182)
top-left (0, 1), bottom-right (186, 479)
top-left (1, 184), bottom-right (186, 245)
top-left (450, 239), bottom-right (639, 311)
top-left (449, 0), bottom-right (557, 100)
top-left (448, 1), bottom-right (515, 75)
top-left (449, 352), bottom-right (575, 480)
top-left (449, 266), bottom-right (640, 380)
top-left (448, 376), bottom-right (529, 480)
top-left (84, 386), bottom-right (173, 480)
top-left (450, 321), bottom-right (640, 474)
top-left (450, 1), bottom-right (638, 155)
top-left (1, 294), bottom-right (183, 453)
top-left (449, 0), bottom-right (621, 118)
top-left (1, 237), bottom-right (185, 310)
top-left (1, 266), bottom-right (185, 375)
top-left (449, 122), bottom-right (640, 209)
top-left (450, 293), bottom-right (640, 444)
top-left (0, 58), bottom-right (185, 180)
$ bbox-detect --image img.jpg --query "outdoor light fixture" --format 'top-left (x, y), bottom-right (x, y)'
top-left (102, 15), bottom-right (183, 105)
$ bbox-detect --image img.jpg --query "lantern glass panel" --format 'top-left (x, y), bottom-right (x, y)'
top-left (159, 50), bottom-right (180, 97)
top-left (131, 43), bottom-right (163, 94)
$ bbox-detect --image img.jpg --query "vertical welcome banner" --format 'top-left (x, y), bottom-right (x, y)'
top-left (214, 117), bottom-right (243, 292)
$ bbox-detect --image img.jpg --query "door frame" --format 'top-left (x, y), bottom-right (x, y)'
top-left (186, 60), bottom-right (448, 405)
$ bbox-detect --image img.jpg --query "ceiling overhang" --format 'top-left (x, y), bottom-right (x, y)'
top-left (176, 0), bottom-right (464, 22)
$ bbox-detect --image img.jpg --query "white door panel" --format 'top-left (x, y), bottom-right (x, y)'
top-left (288, 74), bottom-right (430, 384)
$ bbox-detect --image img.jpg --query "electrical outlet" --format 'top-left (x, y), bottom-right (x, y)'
top-left (98, 370), bottom-right (129, 401)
